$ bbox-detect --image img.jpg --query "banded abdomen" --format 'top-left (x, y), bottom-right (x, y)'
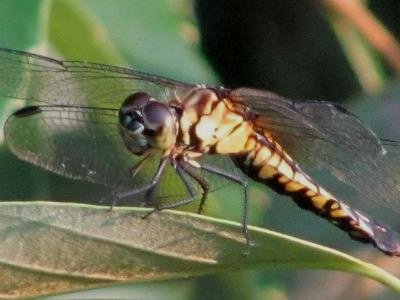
top-left (233, 132), bottom-right (400, 255)
top-left (177, 87), bottom-right (400, 255)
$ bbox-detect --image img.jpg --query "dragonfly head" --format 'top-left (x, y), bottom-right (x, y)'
top-left (119, 92), bottom-right (177, 155)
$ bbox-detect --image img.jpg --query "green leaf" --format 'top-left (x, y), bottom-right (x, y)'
top-left (0, 201), bottom-right (399, 298)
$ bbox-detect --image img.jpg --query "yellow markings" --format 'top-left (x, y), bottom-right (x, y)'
top-left (221, 111), bottom-right (244, 129)
top-left (245, 151), bottom-right (256, 165)
top-left (196, 116), bottom-right (218, 144)
top-left (180, 108), bottom-right (199, 145)
top-left (294, 172), bottom-right (318, 193)
top-left (201, 99), bottom-right (214, 115)
top-left (209, 101), bottom-right (226, 124)
top-left (244, 136), bottom-right (256, 152)
top-left (330, 202), bottom-right (340, 210)
top-left (285, 180), bottom-right (304, 192)
top-left (330, 207), bottom-right (349, 219)
top-left (245, 143), bottom-right (261, 165)
top-left (277, 159), bottom-right (294, 179)
top-left (278, 175), bottom-right (290, 183)
top-left (184, 107), bottom-right (199, 123)
top-left (223, 110), bottom-right (243, 123)
top-left (214, 122), bottom-right (237, 139)
top-left (318, 187), bottom-right (334, 198)
top-left (253, 146), bottom-right (272, 167)
top-left (195, 102), bottom-right (228, 147)
top-left (263, 130), bottom-right (272, 138)
top-left (214, 111), bottom-right (243, 139)
top-left (267, 152), bottom-right (282, 167)
top-left (195, 101), bottom-right (247, 151)
top-left (258, 164), bottom-right (278, 179)
top-left (184, 88), bottom-right (218, 115)
top-left (305, 190), bottom-right (317, 197)
top-left (215, 122), bottom-right (253, 154)
top-left (180, 88), bottom-right (218, 146)
top-left (223, 98), bottom-right (236, 110)
top-left (310, 195), bottom-right (329, 209)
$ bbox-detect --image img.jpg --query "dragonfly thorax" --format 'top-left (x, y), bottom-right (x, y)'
top-left (178, 87), bottom-right (255, 155)
top-left (119, 92), bottom-right (178, 155)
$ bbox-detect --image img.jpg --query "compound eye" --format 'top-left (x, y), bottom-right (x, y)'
top-left (124, 92), bottom-right (151, 108)
top-left (142, 102), bottom-right (174, 132)
top-left (120, 92), bottom-right (151, 113)
top-left (119, 92), bottom-right (151, 133)
top-left (120, 112), bottom-right (144, 133)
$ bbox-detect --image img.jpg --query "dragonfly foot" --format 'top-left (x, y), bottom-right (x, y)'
top-left (141, 208), bottom-right (158, 219)
top-left (197, 205), bottom-right (204, 215)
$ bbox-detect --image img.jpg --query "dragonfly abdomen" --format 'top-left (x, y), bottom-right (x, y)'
top-left (232, 133), bottom-right (400, 256)
top-left (176, 88), bottom-right (400, 255)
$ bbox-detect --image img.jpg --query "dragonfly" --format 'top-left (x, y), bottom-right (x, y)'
top-left (0, 47), bottom-right (400, 256)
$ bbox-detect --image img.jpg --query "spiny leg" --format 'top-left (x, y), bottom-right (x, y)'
top-left (106, 152), bottom-right (155, 210)
top-left (143, 183), bottom-right (157, 207)
top-left (200, 164), bottom-right (250, 248)
top-left (176, 163), bottom-right (197, 199)
top-left (144, 158), bottom-right (196, 210)
top-left (141, 155), bottom-right (169, 207)
top-left (130, 152), bottom-right (154, 178)
top-left (111, 156), bottom-right (168, 209)
top-left (142, 162), bottom-right (201, 218)
top-left (180, 162), bottom-right (210, 214)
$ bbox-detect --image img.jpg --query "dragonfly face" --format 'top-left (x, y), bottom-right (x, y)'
top-left (1, 47), bottom-right (400, 256)
top-left (119, 92), bottom-right (177, 155)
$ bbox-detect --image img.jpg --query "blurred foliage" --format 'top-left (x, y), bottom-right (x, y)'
top-left (196, 0), bottom-right (360, 102)
top-left (0, 0), bottom-right (400, 299)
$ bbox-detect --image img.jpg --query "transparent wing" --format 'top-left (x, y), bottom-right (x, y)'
top-left (5, 105), bottom-right (139, 188)
top-left (229, 87), bottom-right (400, 211)
top-left (4, 105), bottom-right (196, 204)
top-left (0, 48), bottom-right (238, 206)
top-left (0, 47), bottom-right (195, 107)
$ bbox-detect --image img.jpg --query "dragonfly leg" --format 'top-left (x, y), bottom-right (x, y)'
top-left (141, 163), bottom-right (200, 218)
top-left (176, 163), bottom-right (198, 199)
top-left (111, 156), bottom-right (168, 208)
top-left (179, 163), bottom-right (210, 214)
top-left (105, 153), bottom-right (155, 210)
top-left (129, 152), bottom-right (154, 177)
top-left (200, 164), bottom-right (250, 249)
